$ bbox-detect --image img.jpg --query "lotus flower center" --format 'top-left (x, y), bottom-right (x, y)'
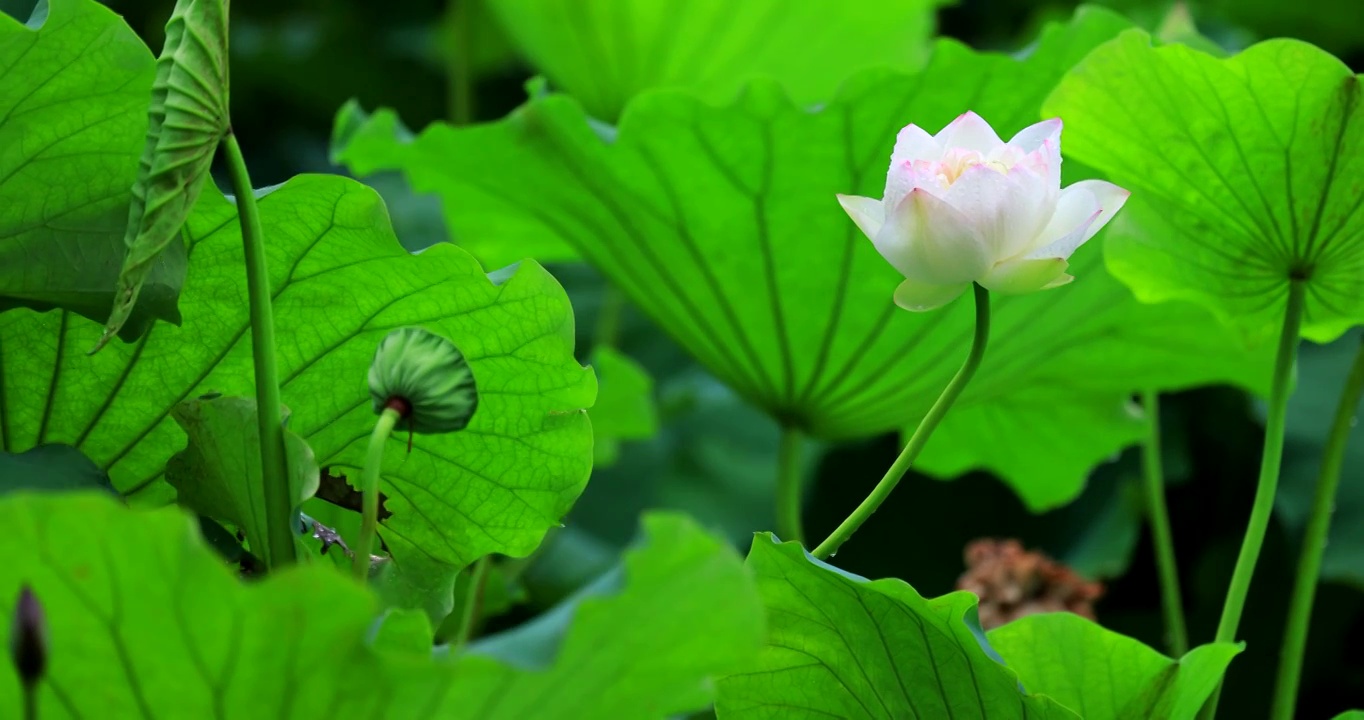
top-left (935, 147), bottom-right (1015, 186)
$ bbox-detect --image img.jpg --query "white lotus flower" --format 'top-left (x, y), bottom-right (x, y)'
top-left (838, 112), bottom-right (1130, 311)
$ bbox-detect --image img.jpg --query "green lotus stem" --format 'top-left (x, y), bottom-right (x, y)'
top-left (1270, 334), bottom-right (1364, 720)
top-left (353, 406), bottom-right (403, 580)
top-left (221, 132), bottom-right (296, 569)
top-left (775, 426), bottom-right (805, 544)
top-left (449, 556), bottom-right (491, 650)
top-left (812, 283), bottom-right (990, 560)
top-left (1140, 389), bottom-right (1188, 657)
top-left (595, 284), bottom-right (626, 350)
top-left (1200, 279), bottom-right (1306, 720)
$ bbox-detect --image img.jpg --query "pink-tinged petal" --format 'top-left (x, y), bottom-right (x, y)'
top-left (1003, 141), bottom-right (1063, 188)
top-left (1004, 120), bottom-right (1062, 187)
top-left (1025, 180), bottom-right (1130, 259)
top-left (1075, 179), bottom-right (1130, 235)
top-left (978, 257), bottom-right (1070, 294)
top-left (943, 162), bottom-right (1056, 261)
top-left (1023, 184), bottom-right (1102, 257)
top-left (893, 278), bottom-right (970, 312)
top-left (935, 111), bottom-right (1004, 153)
top-left (1026, 208), bottom-right (1099, 261)
top-left (836, 194), bottom-right (884, 241)
top-left (882, 159), bottom-right (948, 212)
top-left (875, 189), bottom-right (991, 285)
top-left (1024, 140), bottom-right (1062, 188)
top-left (1007, 118), bottom-right (1062, 153)
top-left (891, 124), bottom-right (942, 164)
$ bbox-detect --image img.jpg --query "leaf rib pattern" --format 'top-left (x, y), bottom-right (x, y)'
top-left (1045, 32), bottom-right (1364, 341)
top-left (715, 537), bottom-right (1077, 719)
top-left (0, 175), bottom-right (595, 570)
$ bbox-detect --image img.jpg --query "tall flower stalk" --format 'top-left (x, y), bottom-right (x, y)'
top-left (1141, 389), bottom-right (1188, 656)
top-left (813, 283), bottom-right (990, 559)
top-left (352, 400), bottom-right (406, 580)
top-left (354, 327), bottom-right (479, 580)
top-left (815, 112), bottom-right (1129, 556)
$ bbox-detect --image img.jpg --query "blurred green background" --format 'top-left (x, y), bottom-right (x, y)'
top-left (12, 0), bottom-right (1362, 716)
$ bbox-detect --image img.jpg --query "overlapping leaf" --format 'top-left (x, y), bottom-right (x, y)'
top-left (588, 346), bottom-right (658, 467)
top-left (569, 370), bottom-right (807, 548)
top-left (0, 494), bottom-right (760, 719)
top-left (0, 0), bottom-right (183, 336)
top-left (1045, 30), bottom-right (1364, 343)
top-left (1114, 0), bottom-right (1364, 56)
top-left (715, 535), bottom-right (1077, 719)
top-left (0, 492), bottom-right (433, 717)
top-left (988, 613), bottom-right (1242, 720)
top-left (484, 0), bottom-right (947, 122)
top-left (166, 395), bottom-right (320, 561)
top-left (0, 174), bottom-right (595, 569)
top-left (0, 445), bottom-right (112, 494)
top-left (100, 0), bottom-right (230, 347)
top-left (442, 512), bottom-right (765, 718)
top-left (335, 9), bottom-right (1270, 509)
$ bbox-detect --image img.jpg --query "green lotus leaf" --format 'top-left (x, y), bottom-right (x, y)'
top-left (99, 0), bottom-right (229, 347)
top-left (334, 9), bottom-right (1270, 509)
top-left (443, 512), bottom-right (765, 718)
top-left (588, 346), bottom-right (658, 467)
top-left (0, 0), bottom-right (183, 337)
top-left (165, 395), bottom-right (320, 560)
top-left (0, 174), bottom-right (595, 571)
top-left (715, 535), bottom-right (1077, 719)
top-left (0, 494), bottom-right (759, 719)
top-left (484, 0), bottom-right (948, 122)
top-left (0, 445), bottom-right (113, 495)
top-left (1045, 30), bottom-right (1364, 343)
top-left (989, 612), bottom-right (1242, 720)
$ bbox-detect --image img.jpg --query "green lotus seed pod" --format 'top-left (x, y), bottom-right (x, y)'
top-left (368, 327), bottom-right (478, 434)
